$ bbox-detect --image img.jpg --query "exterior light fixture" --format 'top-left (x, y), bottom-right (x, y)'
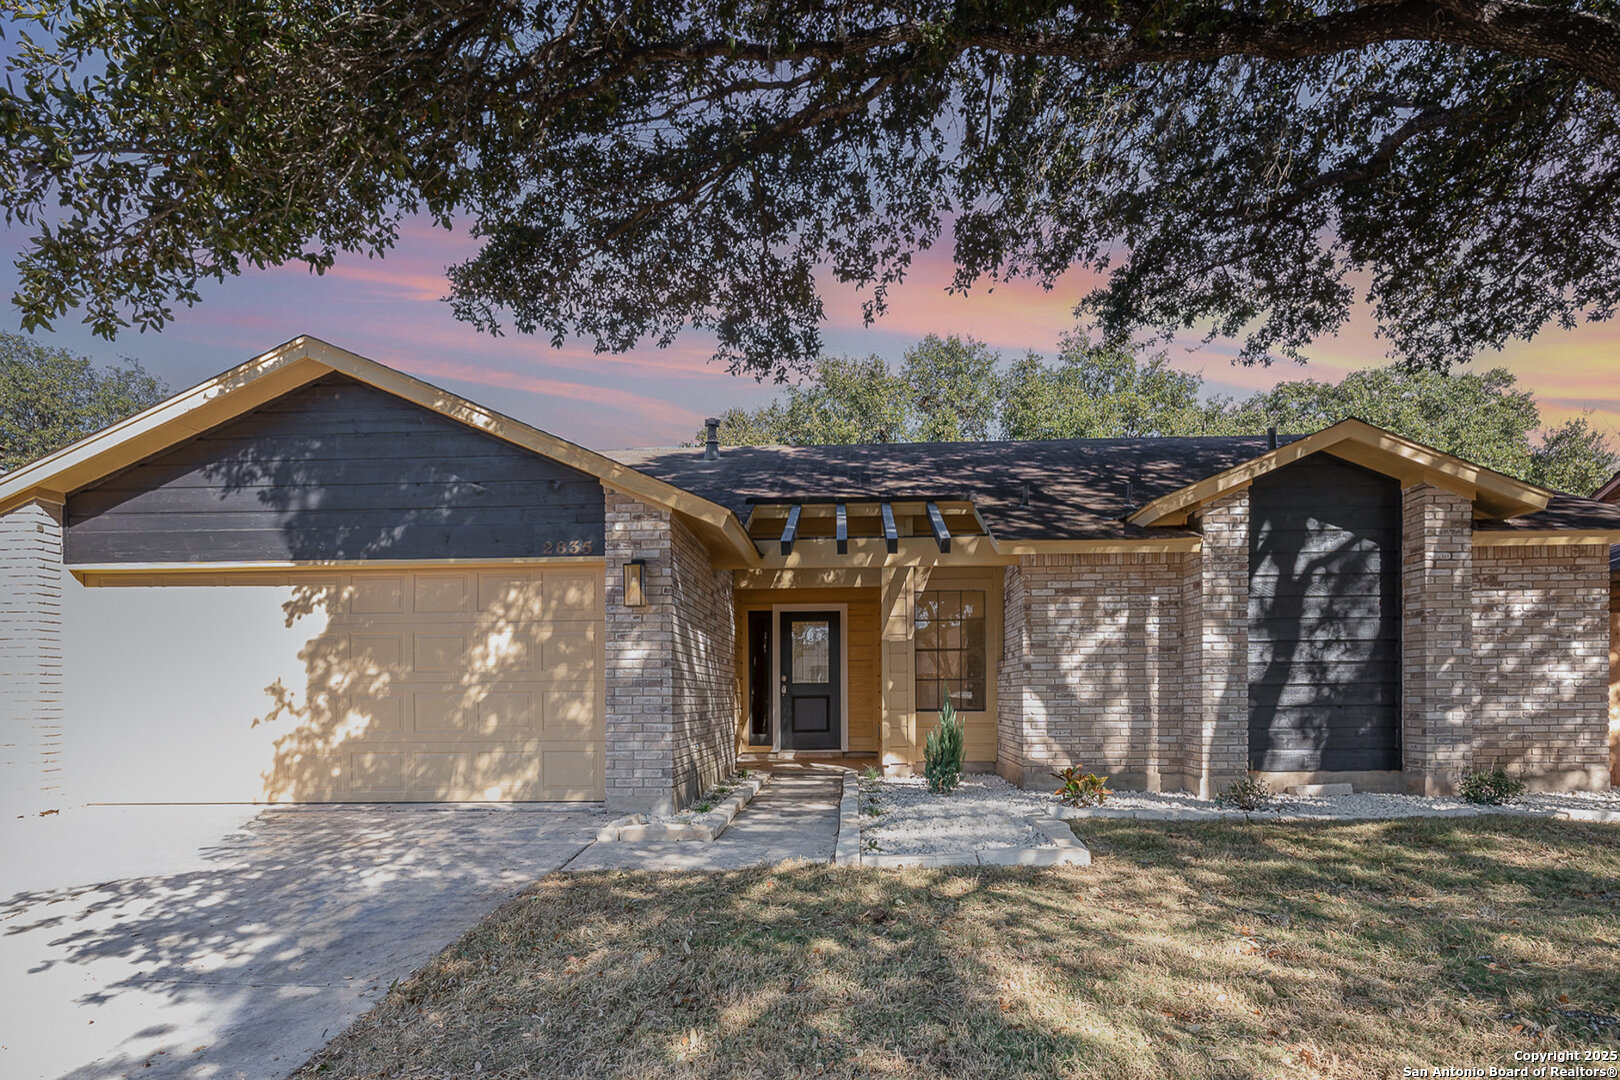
top-left (623, 559), bottom-right (647, 608)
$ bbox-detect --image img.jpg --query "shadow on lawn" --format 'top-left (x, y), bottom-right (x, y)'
top-left (294, 816), bottom-right (1620, 1080)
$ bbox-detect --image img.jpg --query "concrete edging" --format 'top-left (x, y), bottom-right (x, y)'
top-left (860, 814), bottom-right (1091, 869)
top-left (834, 772), bottom-right (862, 866)
top-left (596, 772), bottom-right (769, 843)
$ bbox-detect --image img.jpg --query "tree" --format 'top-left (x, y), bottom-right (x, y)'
top-left (6, 3), bottom-right (1620, 378)
top-left (0, 333), bottom-right (169, 472)
top-left (714, 332), bottom-right (1619, 495)
top-left (1000, 334), bottom-right (1207, 439)
top-left (902, 335), bottom-right (1001, 442)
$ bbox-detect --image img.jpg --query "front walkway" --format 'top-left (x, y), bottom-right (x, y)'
top-left (564, 765), bottom-right (846, 871)
top-left (1, 804), bottom-right (608, 1080)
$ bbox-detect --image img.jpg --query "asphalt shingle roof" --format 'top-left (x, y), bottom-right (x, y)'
top-left (608, 435), bottom-right (1303, 541)
top-left (611, 436), bottom-right (1620, 546)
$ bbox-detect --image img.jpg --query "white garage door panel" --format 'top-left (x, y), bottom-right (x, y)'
top-left (63, 565), bottom-right (605, 804)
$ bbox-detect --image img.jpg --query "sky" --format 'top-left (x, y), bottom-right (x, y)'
top-left (3, 216), bottom-right (1619, 451)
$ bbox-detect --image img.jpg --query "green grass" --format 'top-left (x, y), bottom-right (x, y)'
top-left (294, 817), bottom-right (1619, 1080)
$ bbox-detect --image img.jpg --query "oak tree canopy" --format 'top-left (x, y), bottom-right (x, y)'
top-left (4, 1), bottom-right (1619, 378)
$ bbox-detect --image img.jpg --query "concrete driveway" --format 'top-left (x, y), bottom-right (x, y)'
top-left (1, 803), bottom-right (608, 1080)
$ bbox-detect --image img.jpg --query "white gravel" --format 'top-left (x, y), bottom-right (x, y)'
top-left (860, 775), bottom-right (1620, 854)
top-left (860, 774), bottom-right (1055, 855)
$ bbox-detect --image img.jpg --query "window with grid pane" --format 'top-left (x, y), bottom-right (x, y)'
top-left (913, 589), bottom-right (986, 712)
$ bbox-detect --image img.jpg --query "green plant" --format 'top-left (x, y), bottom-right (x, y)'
top-left (733, 768), bottom-right (751, 779)
top-left (1216, 777), bottom-right (1273, 812)
top-left (695, 801), bottom-right (714, 814)
top-left (1051, 765), bottom-right (1111, 807)
top-left (922, 692), bottom-right (966, 795)
top-left (861, 764), bottom-right (882, 782)
top-left (1459, 767), bottom-right (1526, 805)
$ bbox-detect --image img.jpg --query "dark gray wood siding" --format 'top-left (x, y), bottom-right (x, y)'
top-left (1247, 455), bottom-right (1402, 772)
top-left (65, 374), bottom-right (606, 564)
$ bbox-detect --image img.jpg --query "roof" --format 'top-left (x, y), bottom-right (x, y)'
top-left (1594, 468), bottom-right (1620, 503)
top-left (0, 335), bottom-right (762, 565)
top-left (611, 434), bottom-right (1304, 542)
top-left (3, 335), bottom-right (1613, 563)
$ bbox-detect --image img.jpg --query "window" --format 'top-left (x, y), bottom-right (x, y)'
top-left (914, 589), bottom-right (986, 712)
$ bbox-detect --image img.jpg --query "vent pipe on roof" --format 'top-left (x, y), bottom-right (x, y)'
top-left (1267, 425), bottom-right (1278, 450)
top-left (704, 418), bottom-right (721, 460)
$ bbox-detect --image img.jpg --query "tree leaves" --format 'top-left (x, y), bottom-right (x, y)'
top-left (7, 2), bottom-right (1620, 376)
top-left (0, 332), bottom-right (169, 471)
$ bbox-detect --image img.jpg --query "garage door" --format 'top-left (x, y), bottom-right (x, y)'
top-left (257, 566), bottom-right (605, 801)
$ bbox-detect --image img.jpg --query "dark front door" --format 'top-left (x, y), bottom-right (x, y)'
top-left (779, 611), bottom-right (842, 751)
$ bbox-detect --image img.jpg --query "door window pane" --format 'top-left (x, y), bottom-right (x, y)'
top-left (791, 620), bottom-right (831, 683)
top-left (913, 589), bottom-right (987, 712)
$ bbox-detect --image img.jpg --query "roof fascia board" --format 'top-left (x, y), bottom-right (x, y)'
top-left (1126, 419), bottom-right (1550, 527)
top-left (1472, 530), bottom-right (1620, 546)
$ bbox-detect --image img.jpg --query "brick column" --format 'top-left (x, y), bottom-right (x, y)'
top-left (1401, 483), bottom-right (1474, 795)
top-left (602, 488), bottom-right (737, 812)
top-left (603, 490), bottom-right (677, 813)
top-left (1180, 489), bottom-right (1249, 798)
top-left (1, 498), bottom-right (65, 814)
top-left (996, 564), bottom-right (1030, 785)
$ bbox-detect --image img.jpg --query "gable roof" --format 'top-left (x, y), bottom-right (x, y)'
top-left (1123, 418), bottom-right (1551, 526)
top-left (0, 335), bottom-right (761, 566)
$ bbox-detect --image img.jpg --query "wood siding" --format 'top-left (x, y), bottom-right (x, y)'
top-left (734, 587), bottom-right (881, 754)
top-left (1248, 455), bottom-right (1402, 772)
top-left (65, 375), bottom-right (605, 564)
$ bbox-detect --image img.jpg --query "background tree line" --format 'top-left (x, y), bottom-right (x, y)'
top-left (707, 334), bottom-right (1618, 497)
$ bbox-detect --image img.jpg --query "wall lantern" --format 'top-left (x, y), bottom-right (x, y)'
top-left (623, 559), bottom-right (647, 608)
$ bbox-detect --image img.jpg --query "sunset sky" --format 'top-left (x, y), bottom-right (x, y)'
top-left (4, 217), bottom-right (1618, 452)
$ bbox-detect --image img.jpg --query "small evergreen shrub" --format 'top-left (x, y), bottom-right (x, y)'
top-left (1459, 767), bottom-right (1526, 805)
top-left (923, 693), bottom-right (966, 794)
top-left (1217, 777), bottom-right (1273, 812)
top-left (1052, 765), bottom-right (1111, 807)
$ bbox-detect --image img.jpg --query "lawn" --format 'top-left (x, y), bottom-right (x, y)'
top-left (295, 817), bottom-right (1620, 1080)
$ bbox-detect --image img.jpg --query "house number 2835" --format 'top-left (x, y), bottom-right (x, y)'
top-left (542, 539), bottom-right (593, 555)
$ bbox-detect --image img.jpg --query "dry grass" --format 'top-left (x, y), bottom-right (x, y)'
top-left (295, 817), bottom-right (1620, 1080)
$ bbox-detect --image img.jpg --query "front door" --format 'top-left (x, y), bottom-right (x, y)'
top-left (779, 611), bottom-right (842, 751)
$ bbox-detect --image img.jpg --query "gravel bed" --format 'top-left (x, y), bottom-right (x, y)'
top-left (860, 774), bottom-right (1054, 855)
top-left (860, 776), bottom-right (1620, 854)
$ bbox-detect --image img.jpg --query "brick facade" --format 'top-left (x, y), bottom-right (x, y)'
top-left (1401, 484), bottom-right (1476, 794)
top-left (998, 550), bottom-right (1192, 792)
top-left (603, 489), bottom-right (735, 813)
top-left (0, 498), bottom-right (64, 815)
top-left (1473, 544), bottom-right (1610, 789)
top-left (1180, 489), bottom-right (1251, 796)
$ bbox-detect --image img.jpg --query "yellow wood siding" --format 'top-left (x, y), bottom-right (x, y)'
top-left (735, 587), bottom-right (881, 754)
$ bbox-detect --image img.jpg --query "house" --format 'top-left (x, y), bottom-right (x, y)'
top-left (2, 337), bottom-right (1617, 815)
top-left (1598, 468), bottom-right (1620, 783)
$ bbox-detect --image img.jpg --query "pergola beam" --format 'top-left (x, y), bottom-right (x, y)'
top-left (779, 503), bottom-right (802, 555)
top-left (925, 501), bottom-right (951, 553)
top-left (880, 502), bottom-right (898, 554)
top-left (835, 503), bottom-right (848, 554)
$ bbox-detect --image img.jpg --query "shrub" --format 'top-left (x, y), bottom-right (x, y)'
top-left (1459, 767), bottom-right (1526, 805)
top-left (923, 693), bottom-right (966, 794)
top-left (861, 764), bottom-right (882, 783)
top-left (1217, 777), bottom-right (1273, 812)
top-left (1051, 765), bottom-right (1111, 807)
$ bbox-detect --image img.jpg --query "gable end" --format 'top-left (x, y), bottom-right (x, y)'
top-left (64, 374), bottom-right (606, 564)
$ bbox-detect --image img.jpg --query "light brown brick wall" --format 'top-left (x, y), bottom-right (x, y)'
top-left (996, 564), bottom-right (1030, 785)
top-left (1472, 544), bottom-right (1610, 789)
top-left (1181, 489), bottom-right (1251, 796)
top-left (669, 509), bottom-right (737, 808)
top-left (1000, 551), bottom-right (1186, 790)
top-left (0, 498), bottom-right (64, 814)
top-left (1401, 484), bottom-right (1476, 794)
top-left (603, 489), bottom-right (735, 812)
